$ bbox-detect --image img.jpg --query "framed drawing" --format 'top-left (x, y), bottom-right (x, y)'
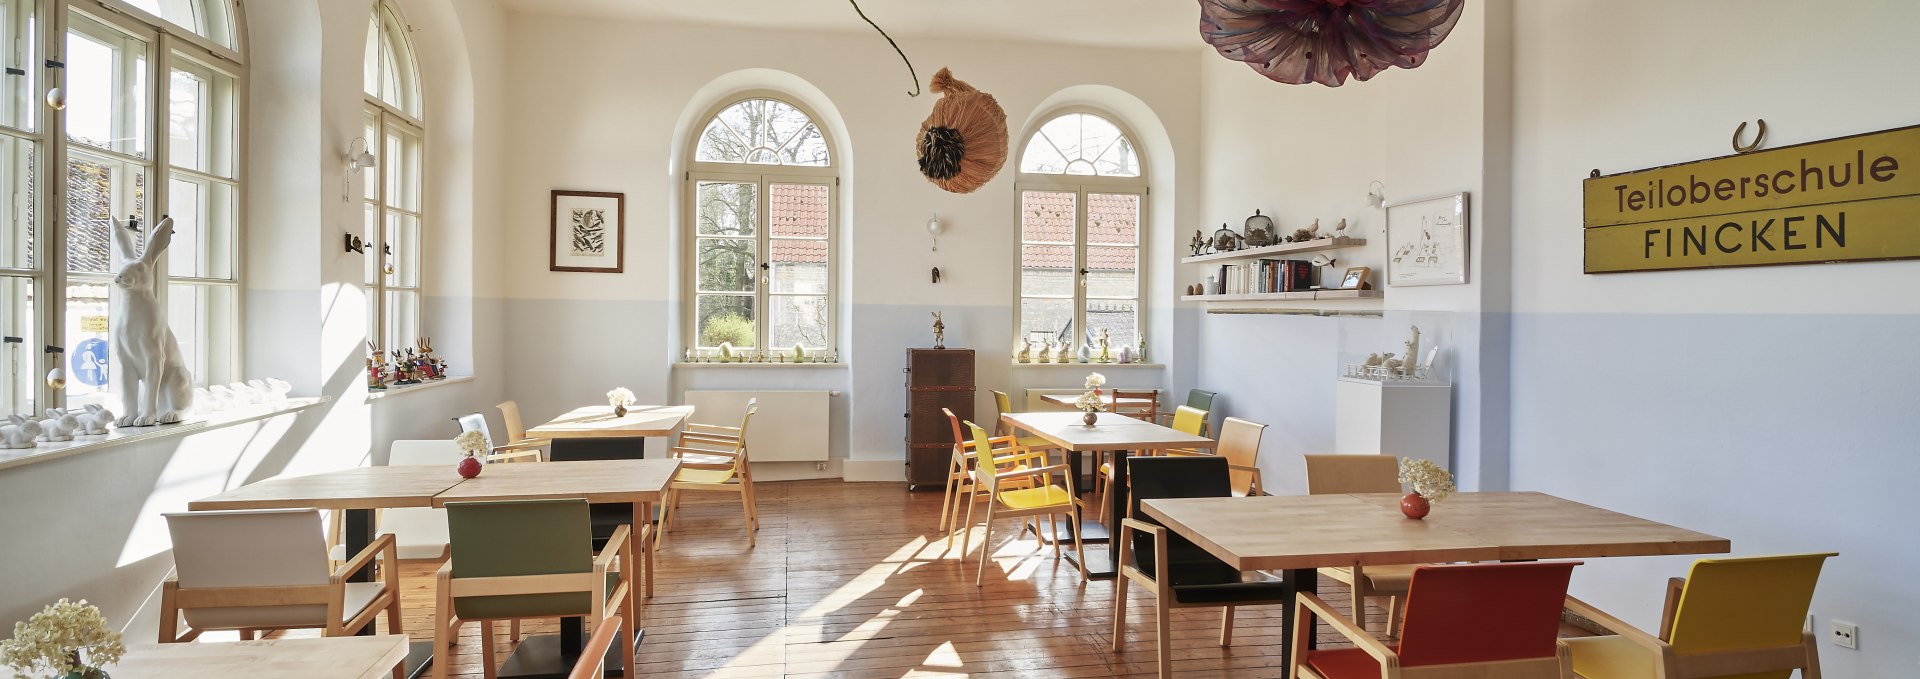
top-left (1385, 192), bottom-right (1469, 286)
top-left (550, 190), bottom-right (625, 273)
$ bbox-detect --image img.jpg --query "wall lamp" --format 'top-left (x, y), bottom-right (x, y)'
top-left (1367, 180), bottom-right (1387, 208)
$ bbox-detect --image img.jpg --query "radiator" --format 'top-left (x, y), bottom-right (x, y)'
top-left (683, 390), bottom-right (830, 462)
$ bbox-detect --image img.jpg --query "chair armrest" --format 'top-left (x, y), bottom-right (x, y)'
top-left (678, 432), bottom-right (741, 445)
top-left (568, 615), bottom-right (624, 679)
top-left (678, 462), bottom-right (736, 472)
top-left (992, 463), bottom-right (1071, 483)
top-left (330, 533), bottom-right (397, 584)
top-left (685, 423), bottom-right (741, 433)
top-left (1565, 596), bottom-right (1671, 653)
top-left (495, 439), bottom-right (547, 451)
top-left (670, 446), bottom-right (738, 458)
top-left (1297, 591), bottom-right (1398, 665)
top-left (593, 524), bottom-right (632, 571)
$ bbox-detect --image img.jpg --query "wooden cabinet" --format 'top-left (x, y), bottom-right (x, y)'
top-left (905, 349), bottom-right (974, 490)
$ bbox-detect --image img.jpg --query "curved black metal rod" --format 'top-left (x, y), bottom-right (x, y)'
top-left (847, 0), bottom-right (920, 97)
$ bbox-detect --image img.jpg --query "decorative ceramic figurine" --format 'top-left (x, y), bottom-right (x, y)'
top-left (931, 311), bottom-right (946, 349)
top-left (1363, 353), bottom-right (1385, 368)
top-left (191, 388), bottom-right (212, 413)
top-left (77, 404), bottom-right (115, 435)
top-left (1287, 218), bottom-right (1320, 243)
top-left (0, 414), bottom-right (41, 449)
top-left (1401, 326), bottom-right (1422, 377)
top-left (37, 409), bottom-right (77, 442)
top-left (1016, 338), bottom-right (1032, 364)
top-left (1243, 209), bottom-right (1278, 248)
top-left (265, 378), bottom-right (293, 401)
top-left (1211, 223), bottom-right (1243, 252)
top-left (109, 216), bottom-right (193, 426)
top-left (718, 342), bottom-right (735, 363)
top-left (792, 343), bottom-right (807, 363)
top-left (1095, 328), bottom-right (1113, 364)
top-left (1137, 338), bottom-right (1148, 364)
top-left (1076, 342), bottom-right (1092, 364)
top-left (1330, 218), bottom-right (1350, 238)
top-left (1189, 230), bottom-right (1208, 256)
top-left (1117, 344), bottom-right (1134, 364)
top-left (1053, 341), bottom-right (1071, 364)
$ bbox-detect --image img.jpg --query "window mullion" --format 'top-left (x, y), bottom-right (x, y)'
top-left (39, 6), bottom-right (67, 411)
top-left (756, 175), bottom-right (770, 350)
top-left (152, 33), bottom-right (172, 321)
top-left (1074, 186), bottom-right (1089, 352)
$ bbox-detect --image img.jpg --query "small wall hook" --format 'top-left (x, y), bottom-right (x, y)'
top-left (1732, 119), bottom-right (1767, 154)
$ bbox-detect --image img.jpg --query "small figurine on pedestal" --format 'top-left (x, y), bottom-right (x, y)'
top-left (931, 311), bottom-right (946, 349)
top-left (1095, 328), bottom-right (1113, 364)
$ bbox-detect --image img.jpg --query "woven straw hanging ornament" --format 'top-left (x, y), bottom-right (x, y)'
top-left (916, 68), bottom-right (1007, 194)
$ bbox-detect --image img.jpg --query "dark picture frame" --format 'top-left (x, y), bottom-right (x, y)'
top-left (550, 190), bottom-right (625, 273)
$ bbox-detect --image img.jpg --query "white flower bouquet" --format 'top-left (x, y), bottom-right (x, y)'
top-left (1398, 458), bottom-right (1456, 501)
top-left (454, 430), bottom-right (487, 458)
top-left (1075, 373), bottom-right (1107, 413)
top-left (606, 387), bottom-right (636, 408)
top-left (2, 599), bottom-right (124, 679)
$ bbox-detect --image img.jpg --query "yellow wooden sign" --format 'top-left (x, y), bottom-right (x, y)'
top-left (1584, 124), bottom-right (1920, 273)
top-left (80, 315), bottom-right (108, 332)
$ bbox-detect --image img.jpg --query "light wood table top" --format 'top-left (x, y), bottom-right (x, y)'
top-left (188, 465), bottom-right (464, 511)
top-left (1001, 411), bottom-right (1215, 452)
top-left (108, 635), bottom-right (408, 679)
top-left (1038, 393), bottom-right (1157, 408)
top-left (526, 405), bottom-right (694, 439)
top-left (1140, 491), bottom-right (1731, 572)
top-left (430, 458), bottom-right (681, 506)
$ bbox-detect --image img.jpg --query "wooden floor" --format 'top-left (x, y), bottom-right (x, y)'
top-left (372, 479), bottom-right (1409, 678)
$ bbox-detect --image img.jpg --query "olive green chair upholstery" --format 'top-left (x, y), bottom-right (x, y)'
top-left (432, 499), bottom-right (634, 679)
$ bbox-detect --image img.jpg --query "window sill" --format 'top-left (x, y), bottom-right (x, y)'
top-left (673, 362), bottom-right (848, 369)
top-left (365, 375), bottom-right (477, 400)
top-left (1012, 363), bottom-right (1165, 368)
top-left (0, 397), bottom-right (331, 473)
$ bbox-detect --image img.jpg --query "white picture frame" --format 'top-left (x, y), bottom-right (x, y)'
top-left (1385, 192), bottom-right (1469, 286)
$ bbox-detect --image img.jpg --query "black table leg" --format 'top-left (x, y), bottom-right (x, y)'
top-left (343, 508), bottom-right (435, 679)
top-left (1047, 449), bottom-right (1120, 578)
top-left (1280, 568), bottom-right (1320, 664)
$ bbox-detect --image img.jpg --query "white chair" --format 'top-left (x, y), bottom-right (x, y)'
top-left (454, 412), bottom-right (544, 463)
top-left (161, 508), bottom-right (402, 669)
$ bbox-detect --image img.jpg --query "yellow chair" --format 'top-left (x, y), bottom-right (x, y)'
top-left (1099, 405), bottom-right (1210, 523)
top-left (1303, 453), bottom-right (1414, 637)
top-left (990, 389), bottom-right (1057, 450)
top-left (1562, 553), bottom-right (1835, 679)
top-left (660, 400), bottom-right (759, 547)
top-left (965, 421), bottom-right (1087, 586)
top-left (940, 407), bottom-right (1036, 540)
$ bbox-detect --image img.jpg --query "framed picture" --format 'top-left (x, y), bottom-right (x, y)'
top-left (1385, 192), bottom-right (1469, 286)
top-left (1340, 266), bottom-right (1371, 290)
top-left (550, 190), bottom-right (625, 273)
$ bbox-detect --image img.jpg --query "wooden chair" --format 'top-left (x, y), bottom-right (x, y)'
top-left (1157, 388), bottom-right (1217, 436)
top-left (1215, 417), bottom-right (1267, 497)
top-left (964, 420), bottom-right (1087, 586)
top-left (660, 400), bottom-right (759, 547)
top-left (941, 408), bottom-right (1036, 549)
top-left (1562, 553), bottom-right (1835, 679)
top-left (568, 614), bottom-right (624, 679)
top-left (1291, 561), bottom-right (1580, 679)
top-left (990, 389), bottom-right (1058, 449)
top-left (160, 508), bottom-right (404, 679)
top-left (453, 412), bottom-right (544, 463)
top-left (1111, 455), bottom-right (1294, 678)
top-left (1108, 388), bottom-right (1160, 422)
top-left (1303, 453), bottom-right (1414, 637)
top-left (496, 400), bottom-right (551, 460)
top-left (433, 499), bottom-right (636, 679)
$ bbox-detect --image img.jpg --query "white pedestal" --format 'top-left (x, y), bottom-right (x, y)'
top-left (1334, 377), bottom-right (1452, 472)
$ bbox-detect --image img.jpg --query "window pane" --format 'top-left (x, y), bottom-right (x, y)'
top-left (695, 181), bottom-right (756, 236)
top-left (167, 282), bottom-right (232, 388)
top-left (366, 5), bottom-right (419, 117)
top-left (769, 295), bottom-right (828, 349)
top-left (769, 183), bottom-right (827, 238)
top-left (769, 240), bottom-right (826, 294)
top-left (361, 111), bottom-right (379, 201)
top-left (166, 176), bottom-right (232, 279)
top-left (1020, 191), bottom-right (1074, 243)
top-left (66, 153), bottom-right (145, 274)
top-left (1019, 297), bottom-right (1073, 348)
top-left (384, 125), bottom-right (421, 213)
top-left (696, 238), bottom-right (755, 293)
top-left (0, 0), bottom-right (37, 133)
top-left (0, 276), bottom-right (35, 416)
top-left (363, 14), bottom-right (379, 99)
top-left (0, 135), bottom-right (33, 269)
top-left (1086, 299), bottom-right (1138, 355)
top-left (695, 99), bottom-right (828, 166)
top-left (1088, 193), bottom-right (1139, 245)
top-left (169, 58), bottom-right (235, 178)
top-left (1086, 246), bottom-right (1137, 299)
top-left (67, 15), bottom-right (149, 158)
top-left (385, 211), bottom-right (417, 288)
top-left (1019, 113), bottom-right (1139, 177)
top-left (62, 280), bottom-right (111, 407)
top-left (1020, 245), bottom-right (1074, 297)
top-left (384, 289), bottom-right (417, 357)
top-left (695, 295), bottom-right (754, 349)
top-left (362, 202), bottom-right (378, 285)
top-left (124, 0), bottom-right (234, 49)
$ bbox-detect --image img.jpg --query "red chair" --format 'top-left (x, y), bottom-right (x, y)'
top-left (1290, 561), bottom-right (1580, 679)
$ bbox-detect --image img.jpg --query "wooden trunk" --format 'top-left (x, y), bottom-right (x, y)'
top-left (904, 348), bottom-right (974, 490)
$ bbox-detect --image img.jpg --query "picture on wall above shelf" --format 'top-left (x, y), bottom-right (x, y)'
top-left (1180, 236), bottom-right (1365, 265)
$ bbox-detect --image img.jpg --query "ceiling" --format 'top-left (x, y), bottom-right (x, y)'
top-left (495, 0), bottom-right (1204, 50)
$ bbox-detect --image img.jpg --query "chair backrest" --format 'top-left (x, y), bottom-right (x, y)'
top-left (1183, 389), bottom-right (1218, 413)
top-left (1303, 454), bottom-right (1402, 495)
top-left (1123, 456), bottom-right (1236, 582)
top-left (1169, 406), bottom-right (1207, 436)
top-left (390, 439), bottom-right (462, 466)
top-left (728, 399), bottom-right (758, 467)
top-left (1666, 553), bottom-right (1834, 664)
top-left (1396, 562), bottom-right (1580, 667)
top-left (943, 407), bottom-right (969, 459)
top-left (1109, 389), bottom-right (1159, 422)
top-left (446, 499), bottom-right (595, 620)
top-left (454, 413), bottom-right (493, 449)
top-left (497, 401), bottom-right (529, 442)
top-left (963, 421), bottom-right (1010, 488)
top-left (991, 390), bottom-right (1015, 436)
top-left (1216, 417), bottom-right (1267, 496)
top-left (165, 509), bottom-right (331, 628)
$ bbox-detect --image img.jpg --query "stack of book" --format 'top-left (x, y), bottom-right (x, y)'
top-left (1210, 259), bottom-right (1313, 295)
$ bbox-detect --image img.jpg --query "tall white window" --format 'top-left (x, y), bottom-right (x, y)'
top-left (1016, 111), bottom-right (1145, 356)
top-left (0, 0), bottom-right (243, 416)
top-left (683, 96), bottom-right (836, 356)
top-left (363, 1), bottom-right (422, 356)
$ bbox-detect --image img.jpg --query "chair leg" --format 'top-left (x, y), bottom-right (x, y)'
top-left (975, 501), bottom-right (998, 587)
top-left (1047, 513), bottom-right (1061, 558)
top-left (509, 619), bottom-right (520, 642)
top-left (1110, 569), bottom-right (1129, 652)
top-left (1387, 595), bottom-right (1403, 639)
top-left (1070, 511), bottom-right (1088, 582)
top-left (741, 488), bottom-right (756, 548)
top-left (432, 599), bottom-right (451, 679)
top-left (1220, 606), bottom-right (1235, 647)
top-left (1155, 595), bottom-right (1173, 679)
top-left (238, 629), bottom-right (255, 641)
top-left (961, 487), bottom-right (979, 556)
top-left (939, 469), bottom-right (958, 533)
top-left (1351, 584), bottom-right (1369, 633)
top-left (479, 620), bottom-right (497, 679)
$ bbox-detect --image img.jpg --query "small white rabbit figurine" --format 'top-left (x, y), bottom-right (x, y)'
top-left (0, 415), bottom-right (42, 449)
top-left (77, 404), bottom-right (115, 435)
top-left (191, 387), bottom-right (212, 413)
top-left (264, 378), bottom-right (293, 401)
top-left (227, 381), bottom-right (262, 405)
top-left (37, 409), bottom-right (77, 442)
top-left (208, 385), bottom-right (236, 410)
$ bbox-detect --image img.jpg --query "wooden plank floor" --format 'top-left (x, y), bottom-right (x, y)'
top-left (367, 479), bottom-right (1413, 678)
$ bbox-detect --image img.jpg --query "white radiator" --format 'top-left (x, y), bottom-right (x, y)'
top-left (683, 390), bottom-right (830, 462)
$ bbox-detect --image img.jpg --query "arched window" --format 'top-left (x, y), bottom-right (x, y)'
top-left (363, 1), bottom-right (424, 356)
top-left (124, 0), bottom-right (238, 50)
top-left (1016, 111), bottom-right (1145, 357)
top-left (684, 96), bottom-right (838, 359)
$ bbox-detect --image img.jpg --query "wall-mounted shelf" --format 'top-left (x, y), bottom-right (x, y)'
top-left (1181, 289), bottom-right (1381, 303)
top-left (1180, 237), bottom-right (1366, 265)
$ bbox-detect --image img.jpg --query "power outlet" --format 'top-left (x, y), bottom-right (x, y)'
top-left (1830, 621), bottom-right (1859, 650)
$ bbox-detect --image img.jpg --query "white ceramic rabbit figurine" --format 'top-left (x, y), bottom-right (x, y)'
top-left (77, 404), bottom-right (115, 435)
top-left (110, 216), bottom-right (194, 426)
top-left (0, 414), bottom-right (42, 449)
top-left (36, 409), bottom-right (77, 442)
top-left (208, 385), bottom-right (236, 410)
top-left (191, 387), bottom-right (212, 414)
top-left (264, 378), bottom-right (293, 401)
top-left (227, 381), bottom-right (261, 404)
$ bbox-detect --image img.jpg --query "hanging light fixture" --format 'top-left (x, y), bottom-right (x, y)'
top-left (1199, 0), bottom-right (1466, 87)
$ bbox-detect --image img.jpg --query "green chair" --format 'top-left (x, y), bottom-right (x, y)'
top-left (433, 499), bottom-right (635, 679)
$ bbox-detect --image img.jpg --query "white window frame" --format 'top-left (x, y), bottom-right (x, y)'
top-left (363, 0), bottom-right (423, 358)
top-left (681, 93), bottom-right (838, 357)
top-left (1013, 108), bottom-right (1148, 358)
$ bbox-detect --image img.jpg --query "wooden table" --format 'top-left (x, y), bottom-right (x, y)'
top-left (107, 635), bottom-right (408, 679)
top-left (1140, 491), bottom-right (1731, 662)
top-left (527, 405), bottom-right (693, 460)
top-left (998, 411), bottom-right (1215, 578)
top-left (1038, 393), bottom-right (1157, 409)
top-left (430, 458), bottom-right (680, 679)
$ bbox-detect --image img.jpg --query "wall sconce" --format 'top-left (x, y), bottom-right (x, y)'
top-left (926, 213), bottom-right (944, 252)
top-left (342, 137), bottom-right (378, 203)
top-left (1366, 180), bottom-right (1387, 208)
